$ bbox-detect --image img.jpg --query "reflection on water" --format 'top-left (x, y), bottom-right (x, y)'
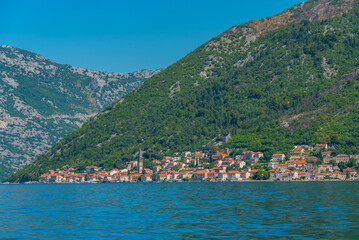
top-left (1, 182), bottom-right (359, 239)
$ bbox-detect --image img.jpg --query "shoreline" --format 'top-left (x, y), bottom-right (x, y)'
top-left (2, 179), bottom-right (359, 185)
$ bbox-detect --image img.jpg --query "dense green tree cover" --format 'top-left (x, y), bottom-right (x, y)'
top-left (7, 0), bottom-right (359, 182)
top-left (252, 170), bottom-right (270, 180)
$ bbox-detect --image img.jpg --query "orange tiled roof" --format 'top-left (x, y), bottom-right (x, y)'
top-left (293, 148), bottom-right (304, 151)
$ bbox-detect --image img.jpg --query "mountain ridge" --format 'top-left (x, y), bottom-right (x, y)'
top-left (0, 45), bottom-right (160, 180)
top-left (8, 0), bottom-right (359, 182)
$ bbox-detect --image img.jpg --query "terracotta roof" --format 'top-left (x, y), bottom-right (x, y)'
top-left (316, 144), bottom-right (327, 147)
top-left (293, 148), bottom-right (304, 151)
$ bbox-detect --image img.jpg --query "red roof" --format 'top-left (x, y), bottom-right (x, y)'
top-left (316, 144), bottom-right (327, 147)
top-left (293, 148), bottom-right (304, 151)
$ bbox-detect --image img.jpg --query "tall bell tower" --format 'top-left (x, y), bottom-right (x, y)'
top-left (138, 149), bottom-right (144, 174)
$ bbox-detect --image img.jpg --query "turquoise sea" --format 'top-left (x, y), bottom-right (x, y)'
top-left (1, 182), bottom-right (359, 239)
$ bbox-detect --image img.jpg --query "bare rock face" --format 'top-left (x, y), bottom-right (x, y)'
top-left (200, 0), bottom-right (355, 79)
top-left (226, 0), bottom-right (354, 38)
top-left (0, 45), bottom-right (161, 179)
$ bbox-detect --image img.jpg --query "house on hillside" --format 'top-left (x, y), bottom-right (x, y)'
top-left (290, 148), bottom-right (304, 156)
top-left (39, 173), bottom-right (50, 182)
top-left (268, 161), bottom-right (279, 169)
top-left (193, 170), bottom-right (208, 181)
top-left (141, 174), bottom-right (152, 182)
top-left (239, 170), bottom-right (250, 179)
top-left (235, 161), bottom-right (246, 169)
top-left (243, 151), bottom-right (255, 159)
top-left (86, 166), bottom-right (100, 172)
top-left (227, 171), bottom-right (241, 181)
top-left (335, 154), bottom-right (350, 164)
top-left (315, 144), bottom-right (328, 151)
top-left (272, 154), bottom-right (285, 161)
top-left (218, 172), bottom-right (228, 181)
top-left (318, 164), bottom-right (333, 172)
top-left (249, 157), bottom-right (259, 165)
top-left (304, 156), bottom-right (318, 163)
top-left (126, 161), bottom-right (138, 170)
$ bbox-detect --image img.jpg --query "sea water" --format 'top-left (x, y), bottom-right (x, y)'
top-left (1, 182), bottom-right (359, 239)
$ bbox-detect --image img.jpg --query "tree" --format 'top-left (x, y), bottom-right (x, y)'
top-left (315, 159), bottom-right (323, 166)
top-left (151, 173), bottom-right (159, 181)
top-left (349, 158), bottom-right (357, 168)
top-left (338, 162), bottom-right (347, 171)
top-left (329, 160), bottom-right (337, 166)
top-left (252, 170), bottom-right (270, 180)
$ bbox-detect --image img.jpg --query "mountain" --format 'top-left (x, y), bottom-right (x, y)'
top-left (0, 45), bottom-right (160, 180)
top-left (8, 0), bottom-right (359, 182)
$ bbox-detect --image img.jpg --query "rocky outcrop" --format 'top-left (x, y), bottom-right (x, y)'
top-left (0, 45), bottom-right (161, 179)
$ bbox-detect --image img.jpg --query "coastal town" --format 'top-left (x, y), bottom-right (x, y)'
top-left (34, 143), bottom-right (359, 183)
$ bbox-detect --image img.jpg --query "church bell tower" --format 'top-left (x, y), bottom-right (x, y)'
top-left (138, 149), bottom-right (144, 174)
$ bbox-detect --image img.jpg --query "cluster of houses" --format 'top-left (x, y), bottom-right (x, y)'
top-left (38, 144), bottom-right (359, 183)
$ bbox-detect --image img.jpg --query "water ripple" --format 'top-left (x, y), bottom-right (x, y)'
top-left (0, 182), bottom-right (359, 239)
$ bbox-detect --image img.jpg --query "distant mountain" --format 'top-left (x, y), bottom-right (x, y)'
top-left (8, 0), bottom-right (359, 182)
top-left (0, 45), bottom-right (160, 180)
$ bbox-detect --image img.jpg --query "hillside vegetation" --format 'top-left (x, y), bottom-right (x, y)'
top-left (8, 0), bottom-right (359, 182)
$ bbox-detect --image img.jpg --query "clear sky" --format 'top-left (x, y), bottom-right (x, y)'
top-left (0, 0), bottom-right (305, 73)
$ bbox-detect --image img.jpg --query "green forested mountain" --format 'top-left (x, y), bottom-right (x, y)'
top-left (8, 0), bottom-right (359, 182)
top-left (0, 45), bottom-right (160, 180)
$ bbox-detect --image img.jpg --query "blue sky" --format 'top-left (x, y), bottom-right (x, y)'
top-left (0, 0), bottom-right (304, 73)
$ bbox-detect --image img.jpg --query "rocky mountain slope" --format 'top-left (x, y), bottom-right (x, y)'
top-left (0, 45), bottom-right (160, 180)
top-left (8, 0), bottom-right (359, 182)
